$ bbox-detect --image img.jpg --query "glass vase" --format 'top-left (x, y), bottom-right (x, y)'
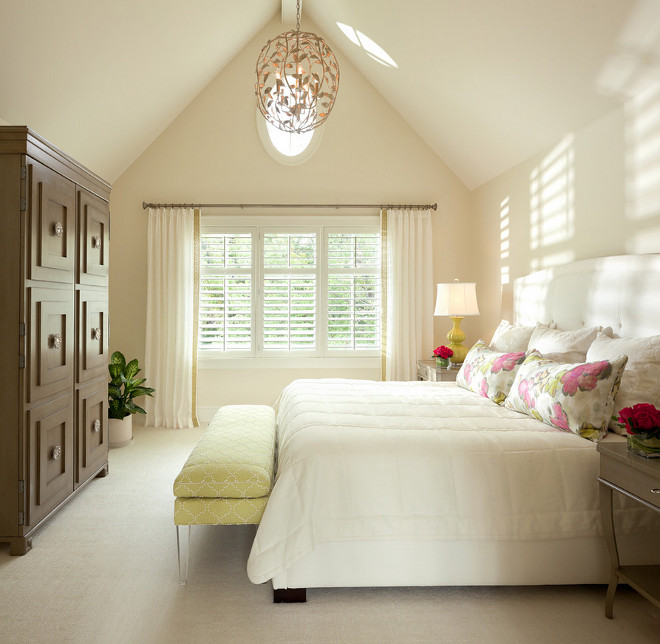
top-left (435, 357), bottom-right (450, 369)
top-left (627, 432), bottom-right (660, 458)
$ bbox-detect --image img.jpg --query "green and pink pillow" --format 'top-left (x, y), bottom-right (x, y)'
top-left (504, 351), bottom-right (628, 442)
top-left (456, 341), bottom-right (527, 404)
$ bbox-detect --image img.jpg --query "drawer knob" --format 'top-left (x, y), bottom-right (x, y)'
top-left (92, 236), bottom-right (102, 250)
top-left (51, 445), bottom-right (62, 461)
top-left (652, 489), bottom-right (660, 494)
top-left (50, 333), bottom-right (62, 349)
top-left (91, 327), bottom-right (101, 341)
top-left (93, 419), bottom-right (101, 433)
top-left (53, 222), bottom-right (64, 238)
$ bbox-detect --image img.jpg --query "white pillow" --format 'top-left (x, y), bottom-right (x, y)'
top-left (527, 323), bottom-right (607, 363)
top-left (586, 332), bottom-right (660, 435)
top-left (490, 320), bottom-right (535, 353)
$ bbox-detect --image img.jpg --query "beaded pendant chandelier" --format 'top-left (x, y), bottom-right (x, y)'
top-left (255, 0), bottom-right (340, 133)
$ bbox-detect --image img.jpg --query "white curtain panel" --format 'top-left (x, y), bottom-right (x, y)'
top-left (145, 208), bottom-right (196, 428)
top-left (385, 209), bottom-right (434, 381)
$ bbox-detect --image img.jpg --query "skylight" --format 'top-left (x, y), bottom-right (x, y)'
top-left (336, 23), bottom-right (398, 68)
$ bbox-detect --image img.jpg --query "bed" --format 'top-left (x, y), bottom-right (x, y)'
top-left (246, 254), bottom-right (660, 592)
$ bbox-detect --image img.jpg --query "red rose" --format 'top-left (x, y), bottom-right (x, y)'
top-left (433, 345), bottom-right (454, 359)
top-left (619, 403), bottom-right (660, 435)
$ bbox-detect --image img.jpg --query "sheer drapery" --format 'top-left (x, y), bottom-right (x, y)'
top-left (383, 208), bottom-right (434, 381)
top-left (144, 207), bottom-right (199, 428)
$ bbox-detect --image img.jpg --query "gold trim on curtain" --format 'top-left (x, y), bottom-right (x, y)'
top-left (380, 209), bottom-right (388, 381)
top-left (191, 208), bottom-right (200, 427)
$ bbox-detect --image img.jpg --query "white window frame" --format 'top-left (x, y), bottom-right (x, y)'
top-left (199, 226), bottom-right (257, 358)
top-left (259, 226), bottom-right (320, 358)
top-left (323, 226), bottom-right (382, 358)
top-left (199, 215), bottom-right (381, 369)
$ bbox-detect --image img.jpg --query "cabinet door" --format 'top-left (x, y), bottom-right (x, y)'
top-left (78, 189), bottom-right (109, 286)
top-left (26, 394), bottom-right (74, 527)
top-left (75, 380), bottom-right (108, 487)
top-left (77, 288), bottom-right (109, 384)
top-left (27, 160), bottom-right (75, 283)
top-left (26, 287), bottom-right (74, 403)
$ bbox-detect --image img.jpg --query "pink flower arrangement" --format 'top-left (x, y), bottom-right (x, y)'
top-left (433, 346), bottom-right (454, 359)
top-left (618, 403), bottom-right (660, 436)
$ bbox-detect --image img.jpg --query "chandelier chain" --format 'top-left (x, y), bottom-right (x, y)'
top-left (296, 0), bottom-right (301, 31)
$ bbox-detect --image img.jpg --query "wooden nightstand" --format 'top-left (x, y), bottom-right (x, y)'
top-left (597, 441), bottom-right (660, 618)
top-left (416, 360), bottom-right (458, 382)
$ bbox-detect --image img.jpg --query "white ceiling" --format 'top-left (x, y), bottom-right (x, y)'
top-left (0, 0), bottom-right (653, 189)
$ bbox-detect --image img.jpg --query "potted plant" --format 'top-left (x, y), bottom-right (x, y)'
top-left (108, 351), bottom-right (155, 448)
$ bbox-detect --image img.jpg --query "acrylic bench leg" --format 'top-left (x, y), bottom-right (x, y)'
top-left (176, 525), bottom-right (190, 585)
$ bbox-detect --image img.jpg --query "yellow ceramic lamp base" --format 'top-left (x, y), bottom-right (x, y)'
top-left (447, 316), bottom-right (469, 364)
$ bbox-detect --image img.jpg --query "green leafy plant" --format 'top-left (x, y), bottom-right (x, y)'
top-left (108, 351), bottom-right (155, 419)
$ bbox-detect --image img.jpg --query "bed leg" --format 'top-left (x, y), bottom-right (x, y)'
top-left (176, 525), bottom-right (191, 585)
top-left (273, 587), bottom-right (307, 603)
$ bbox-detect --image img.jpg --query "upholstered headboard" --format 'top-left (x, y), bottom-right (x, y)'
top-left (513, 254), bottom-right (660, 339)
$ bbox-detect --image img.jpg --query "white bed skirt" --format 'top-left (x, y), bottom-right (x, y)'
top-left (271, 538), bottom-right (608, 588)
top-left (271, 532), bottom-right (656, 589)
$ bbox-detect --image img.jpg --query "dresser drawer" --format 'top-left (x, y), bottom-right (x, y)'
top-left (77, 188), bottom-right (109, 286)
top-left (26, 394), bottom-right (74, 527)
top-left (76, 288), bottom-right (109, 383)
top-left (26, 286), bottom-right (74, 403)
top-left (27, 159), bottom-right (75, 283)
top-left (417, 361), bottom-right (434, 380)
top-left (601, 457), bottom-right (660, 509)
top-left (75, 379), bottom-right (108, 487)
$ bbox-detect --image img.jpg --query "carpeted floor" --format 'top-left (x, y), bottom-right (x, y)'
top-left (1, 425), bottom-right (659, 643)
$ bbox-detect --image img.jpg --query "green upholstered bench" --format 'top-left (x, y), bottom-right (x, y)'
top-left (173, 405), bottom-right (276, 584)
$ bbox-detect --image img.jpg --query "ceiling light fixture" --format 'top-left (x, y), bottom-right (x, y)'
top-left (255, 0), bottom-right (340, 133)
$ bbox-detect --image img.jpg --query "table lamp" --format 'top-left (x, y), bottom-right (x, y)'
top-left (434, 280), bottom-right (480, 365)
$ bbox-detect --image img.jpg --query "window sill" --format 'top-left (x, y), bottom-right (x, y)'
top-left (198, 356), bottom-right (380, 370)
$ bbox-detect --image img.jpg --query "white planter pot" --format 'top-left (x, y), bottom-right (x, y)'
top-left (109, 415), bottom-right (133, 448)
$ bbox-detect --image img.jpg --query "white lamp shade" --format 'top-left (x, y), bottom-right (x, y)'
top-left (434, 282), bottom-right (479, 316)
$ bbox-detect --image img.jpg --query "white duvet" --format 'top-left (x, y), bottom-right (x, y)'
top-left (246, 379), bottom-right (610, 584)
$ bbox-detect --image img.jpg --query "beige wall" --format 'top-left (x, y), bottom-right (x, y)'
top-left (110, 17), bottom-right (473, 412)
top-left (472, 83), bottom-right (660, 343)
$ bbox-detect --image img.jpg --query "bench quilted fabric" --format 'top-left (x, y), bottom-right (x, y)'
top-left (173, 405), bottom-right (276, 500)
top-left (174, 496), bottom-right (269, 526)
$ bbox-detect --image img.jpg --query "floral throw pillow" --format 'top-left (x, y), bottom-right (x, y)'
top-left (456, 340), bottom-right (527, 404)
top-left (504, 351), bottom-right (628, 442)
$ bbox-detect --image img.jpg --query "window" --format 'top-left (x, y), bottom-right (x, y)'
top-left (255, 111), bottom-right (323, 166)
top-left (199, 223), bottom-right (381, 363)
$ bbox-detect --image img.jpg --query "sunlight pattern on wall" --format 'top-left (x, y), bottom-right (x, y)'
top-left (625, 83), bottom-right (660, 223)
top-left (336, 23), bottom-right (398, 68)
top-left (500, 197), bottom-right (510, 285)
top-left (529, 134), bottom-right (575, 272)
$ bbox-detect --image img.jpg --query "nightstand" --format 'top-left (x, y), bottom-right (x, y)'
top-left (416, 360), bottom-right (458, 382)
top-left (597, 441), bottom-right (660, 618)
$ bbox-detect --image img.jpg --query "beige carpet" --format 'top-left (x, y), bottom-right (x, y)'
top-left (1, 425), bottom-right (659, 644)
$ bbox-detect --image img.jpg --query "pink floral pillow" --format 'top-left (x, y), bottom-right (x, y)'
top-left (456, 341), bottom-right (527, 404)
top-left (504, 351), bottom-right (628, 442)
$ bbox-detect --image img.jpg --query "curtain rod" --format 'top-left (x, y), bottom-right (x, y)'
top-left (141, 201), bottom-right (437, 211)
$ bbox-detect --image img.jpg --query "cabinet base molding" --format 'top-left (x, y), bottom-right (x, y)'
top-left (1, 459), bottom-right (108, 556)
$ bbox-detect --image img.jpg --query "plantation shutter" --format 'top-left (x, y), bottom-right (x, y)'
top-left (327, 232), bottom-right (381, 350)
top-left (263, 232), bottom-right (317, 351)
top-left (199, 232), bottom-right (253, 351)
